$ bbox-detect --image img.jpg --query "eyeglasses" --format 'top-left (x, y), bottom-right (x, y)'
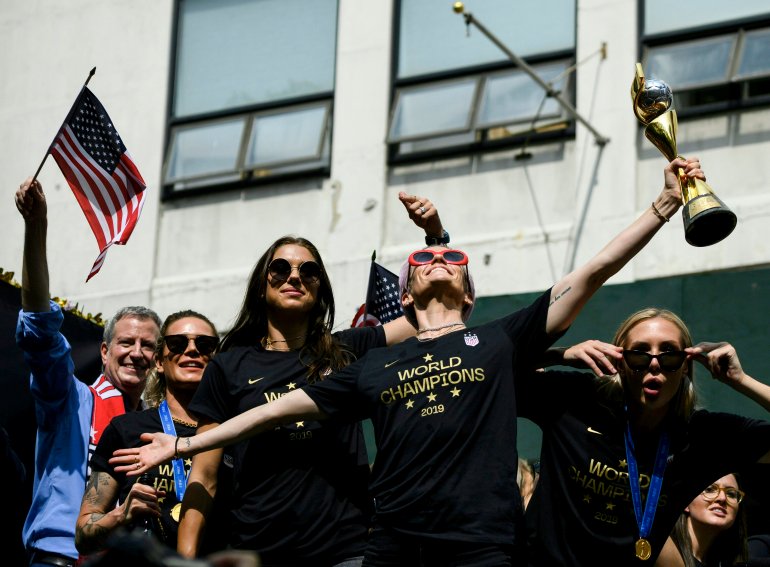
top-left (164, 335), bottom-right (219, 356)
top-left (268, 258), bottom-right (321, 284)
top-left (622, 349), bottom-right (687, 372)
top-left (702, 483), bottom-right (745, 504)
top-left (408, 249), bottom-right (469, 267)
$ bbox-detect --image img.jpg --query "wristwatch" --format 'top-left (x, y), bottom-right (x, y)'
top-left (425, 230), bottom-right (450, 246)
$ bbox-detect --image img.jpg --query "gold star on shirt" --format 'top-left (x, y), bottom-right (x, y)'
top-left (296, 421), bottom-right (305, 428)
top-left (618, 459), bottom-right (627, 469)
top-left (405, 399), bottom-right (415, 409)
top-left (423, 353), bottom-right (434, 362)
top-left (450, 387), bottom-right (461, 397)
top-left (427, 392), bottom-right (437, 402)
top-left (185, 458), bottom-right (192, 468)
top-left (606, 502), bottom-right (615, 511)
top-left (583, 494), bottom-right (591, 503)
top-left (287, 382), bottom-right (297, 390)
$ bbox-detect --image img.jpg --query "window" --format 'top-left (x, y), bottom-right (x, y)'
top-left (641, 1), bottom-right (770, 116)
top-left (164, 0), bottom-right (338, 197)
top-left (388, 0), bottom-right (576, 163)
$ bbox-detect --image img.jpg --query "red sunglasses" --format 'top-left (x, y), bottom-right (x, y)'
top-left (408, 249), bottom-right (469, 266)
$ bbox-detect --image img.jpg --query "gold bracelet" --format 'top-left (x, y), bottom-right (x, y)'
top-left (651, 201), bottom-right (669, 223)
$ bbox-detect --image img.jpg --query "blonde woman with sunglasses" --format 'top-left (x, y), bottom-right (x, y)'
top-left (75, 310), bottom-right (219, 556)
top-left (114, 158), bottom-right (721, 565)
top-left (518, 311), bottom-right (770, 566)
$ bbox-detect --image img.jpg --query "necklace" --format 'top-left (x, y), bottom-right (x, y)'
top-left (416, 322), bottom-right (465, 335)
top-left (172, 416), bottom-right (198, 428)
top-left (262, 334), bottom-right (305, 351)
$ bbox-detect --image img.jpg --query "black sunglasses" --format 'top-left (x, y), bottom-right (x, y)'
top-left (164, 334), bottom-right (219, 356)
top-left (268, 258), bottom-right (321, 284)
top-left (622, 349), bottom-right (687, 372)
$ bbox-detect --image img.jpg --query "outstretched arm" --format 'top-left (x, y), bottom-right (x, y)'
top-left (16, 178), bottom-right (50, 312)
top-left (545, 157), bottom-right (702, 334)
top-left (382, 192), bottom-right (447, 345)
top-left (689, 341), bottom-right (770, 463)
top-left (75, 470), bottom-right (165, 554)
top-left (111, 389), bottom-right (324, 475)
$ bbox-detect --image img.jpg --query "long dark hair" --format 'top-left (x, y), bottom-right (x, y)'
top-left (672, 474), bottom-right (749, 567)
top-left (220, 236), bottom-right (354, 381)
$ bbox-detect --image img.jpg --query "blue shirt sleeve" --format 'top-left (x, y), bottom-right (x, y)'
top-left (16, 301), bottom-right (78, 406)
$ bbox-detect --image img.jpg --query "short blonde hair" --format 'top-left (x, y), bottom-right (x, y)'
top-left (600, 308), bottom-right (697, 420)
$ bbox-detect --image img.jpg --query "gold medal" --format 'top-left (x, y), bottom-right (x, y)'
top-left (635, 538), bottom-right (652, 560)
top-left (170, 502), bottom-right (182, 522)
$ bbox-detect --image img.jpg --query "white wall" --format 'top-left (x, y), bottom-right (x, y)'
top-left (3, 0), bottom-right (770, 332)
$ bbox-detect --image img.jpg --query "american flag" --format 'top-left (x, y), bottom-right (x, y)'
top-left (50, 87), bottom-right (147, 281)
top-left (351, 261), bottom-right (404, 327)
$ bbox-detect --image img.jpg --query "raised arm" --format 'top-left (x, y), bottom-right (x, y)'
top-left (545, 157), bottom-right (701, 334)
top-left (539, 340), bottom-right (623, 376)
top-left (15, 178), bottom-right (50, 312)
top-left (382, 192), bottom-right (447, 345)
top-left (111, 388), bottom-right (324, 475)
top-left (690, 341), bottom-right (770, 463)
top-left (75, 470), bottom-right (165, 555)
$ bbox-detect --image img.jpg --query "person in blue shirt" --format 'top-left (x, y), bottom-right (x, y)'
top-left (15, 178), bottom-right (161, 567)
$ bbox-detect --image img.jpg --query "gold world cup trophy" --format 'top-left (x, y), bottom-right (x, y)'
top-left (631, 63), bottom-right (737, 246)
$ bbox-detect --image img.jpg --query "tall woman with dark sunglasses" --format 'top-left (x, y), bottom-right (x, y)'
top-left (170, 194), bottom-right (446, 566)
top-left (112, 159), bottom-right (717, 565)
top-left (518, 309), bottom-right (770, 566)
top-left (75, 310), bottom-right (219, 555)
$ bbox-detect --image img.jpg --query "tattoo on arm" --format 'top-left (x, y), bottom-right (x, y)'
top-left (77, 471), bottom-right (121, 554)
top-left (549, 285), bottom-right (572, 306)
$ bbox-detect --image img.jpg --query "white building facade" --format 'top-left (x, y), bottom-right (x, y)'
top-left (3, 1), bottom-right (770, 435)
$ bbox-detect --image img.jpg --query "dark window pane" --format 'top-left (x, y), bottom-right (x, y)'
top-left (174, 0), bottom-right (337, 117)
top-left (397, 0), bottom-right (574, 78)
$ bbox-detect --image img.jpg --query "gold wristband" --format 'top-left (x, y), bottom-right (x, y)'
top-left (651, 201), bottom-right (669, 223)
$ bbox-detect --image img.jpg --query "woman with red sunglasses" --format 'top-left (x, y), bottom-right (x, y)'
top-left (131, 194), bottom-right (445, 566)
top-left (115, 157), bottom-right (721, 565)
top-left (518, 308), bottom-right (770, 566)
top-left (76, 310), bottom-right (220, 556)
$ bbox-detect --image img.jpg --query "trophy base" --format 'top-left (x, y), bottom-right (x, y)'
top-left (682, 194), bottom-right (737, 247)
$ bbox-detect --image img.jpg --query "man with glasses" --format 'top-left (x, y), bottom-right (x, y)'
top-left (15, 179), bottom-right (161, 567)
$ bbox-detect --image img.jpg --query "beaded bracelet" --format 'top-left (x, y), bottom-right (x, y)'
top-left (651, 201), bottom-right (669, 223)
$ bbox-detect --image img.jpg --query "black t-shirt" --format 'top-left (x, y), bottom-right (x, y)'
top-left (189, 325), bottom-right (385, 563)
top-left (91, 409), bottom-right (198, 549)
top-left (304, 290), bottom-right (557, 545)
top-left (519, 370), bottom-right (770, 566)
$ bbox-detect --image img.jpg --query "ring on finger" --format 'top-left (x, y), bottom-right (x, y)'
top-left (419, 206), bottom-right (426, 214)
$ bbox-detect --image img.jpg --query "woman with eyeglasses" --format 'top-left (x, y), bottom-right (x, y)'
top-left (146, 195), bottom-right (445, 566)
top-left (113, 158), bottom-right (720, 565)
top-left (75, 310), bottom-right (219, 555)
top-left (655, 474), bottom-right (748, 567)
top-left (518, 309), bottom-right (770, 566)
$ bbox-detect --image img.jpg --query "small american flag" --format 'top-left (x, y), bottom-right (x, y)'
top-left (351, 261), bottom-right (404, 327)
top-left (50, 87), bottom-right (147, 281)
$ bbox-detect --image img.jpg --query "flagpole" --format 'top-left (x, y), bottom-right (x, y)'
top-left (364, 250), bottom-right (377, 321)
top-left (31, 67), bottom-right (97, 183)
